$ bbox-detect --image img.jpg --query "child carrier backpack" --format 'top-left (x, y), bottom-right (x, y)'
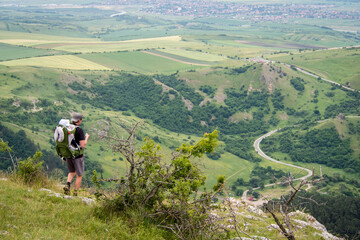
top-left (54, 119), bottom-right (83, 159)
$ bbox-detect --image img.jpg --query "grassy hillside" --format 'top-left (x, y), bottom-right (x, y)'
top-left (0, 179), bottom-right (174, 239)
top-left (0, 177), bottom-right (344, 240)
top-left (179, 62), bottom-right (352, 120)
top-left (268, 47), bottom-right (360, 90)
top-left (0, 61), bottom-right (358, 193)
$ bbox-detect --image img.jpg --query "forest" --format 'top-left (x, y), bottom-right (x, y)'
top-left (261, 127), bottom-right (360, 173)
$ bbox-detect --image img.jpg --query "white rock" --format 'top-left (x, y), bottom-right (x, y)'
top-left (81, 197), bottom-right (95, 205)
top-left (39, 188), bottom-right (52, 193)
top-left (268, 223), bottom-right (280, 231)
top-left (0, 230), bottom-right (10, 235)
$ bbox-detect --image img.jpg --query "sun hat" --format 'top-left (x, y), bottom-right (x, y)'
top-left (71, 113), bottom-right (83, 123)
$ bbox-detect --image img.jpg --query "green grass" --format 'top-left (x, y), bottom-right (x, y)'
top-left (268, 47), bottom-right (360, 90)
top-left (0, 179), bottom-right (174, 239)
top-left (0, 174), bottom-right (339, 240)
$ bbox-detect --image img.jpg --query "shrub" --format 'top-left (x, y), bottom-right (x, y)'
top-left (16, 151), bottom-right (48, 186)
top-left (94, 123), bottom-right (224, 239)
top-left (290, 77), bottom-right (305, 91)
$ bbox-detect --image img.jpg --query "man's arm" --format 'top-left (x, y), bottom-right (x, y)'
top-left (80, 133), bottom-right (90, 149)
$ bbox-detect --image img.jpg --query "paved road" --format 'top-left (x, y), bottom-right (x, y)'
top-left (235, 129), bottom-right (314, 205)
top-left (253, 129), bottom-right (313, 182)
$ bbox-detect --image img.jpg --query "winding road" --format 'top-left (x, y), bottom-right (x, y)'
top-left (241, 129), bottom-right (313, 202)
top-left (253, 129), bottom-right (313, 182)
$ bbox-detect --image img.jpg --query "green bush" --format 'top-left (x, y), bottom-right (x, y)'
top-left (16, 151), bottom-right (48, 185)
top-left (93, 128), bottom-right (225, 239)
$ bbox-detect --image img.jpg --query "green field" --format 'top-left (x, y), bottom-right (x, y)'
top-left (80, 51), bottom-right (205, 73)
top-left (0, 43), bottom-right (60, 61)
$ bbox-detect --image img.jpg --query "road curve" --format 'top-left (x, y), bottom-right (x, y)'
top-left (254, 129), bottom-right (313, 182)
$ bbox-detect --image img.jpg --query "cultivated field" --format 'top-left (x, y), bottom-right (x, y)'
top-left (0, 55), bottom-right (110, 70)
top-left (80, 51), bottom-right (205, 73)
top-left (0, 43), bottom-right (58, 61)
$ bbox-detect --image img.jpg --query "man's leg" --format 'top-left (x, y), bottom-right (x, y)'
top-left (64, 158), bottom-right (77, 195)
top-left (67, 172), bottom-right (76, 183)
top-left (75, 175), bottom-right (82, 190)
top-left (64, 172), bottom-right (76, 195)
top-left (73, 175), bottom-right (82, 196)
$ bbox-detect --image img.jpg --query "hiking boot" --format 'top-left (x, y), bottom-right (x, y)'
top-left (63, 185), bottom-right (70, 195)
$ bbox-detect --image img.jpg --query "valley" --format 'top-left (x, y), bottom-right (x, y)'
top-left (0, 0), bottom-right (359, 238)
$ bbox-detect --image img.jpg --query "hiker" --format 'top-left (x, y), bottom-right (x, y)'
top-left (63, 113), bottom-right (90, 196)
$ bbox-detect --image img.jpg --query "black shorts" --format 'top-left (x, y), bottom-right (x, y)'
top-left (66, 156), bottom-right (84, 176)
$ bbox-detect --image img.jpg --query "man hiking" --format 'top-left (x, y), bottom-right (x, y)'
top-left (63, 113), bottom-right (90, 196)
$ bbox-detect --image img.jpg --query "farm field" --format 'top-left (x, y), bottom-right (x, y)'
top-left (0, 43), bottom-right (60, 61)
top-left (268, 47), bottom-right (360, 90)
top-left (0, 30), bottom-right (98, 44)
top-left (80, 51), bottom-right (205, 73)
top-left (0, 55), bottom-right (110, 70)
top-left (155, 48), bottom-right (227, 62)
top-left (34, 36), bottom-right (199, 53)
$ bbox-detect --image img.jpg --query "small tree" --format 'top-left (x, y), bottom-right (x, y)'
top-left (94, 121), bottom-right (224, 239)
top-left (264, 174), bottom-right (323, 240)
top-left (16, 151), bottom-right (46, 185)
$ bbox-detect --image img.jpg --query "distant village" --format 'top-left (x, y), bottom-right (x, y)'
top-left (107, 0), bottom-right (359, 21)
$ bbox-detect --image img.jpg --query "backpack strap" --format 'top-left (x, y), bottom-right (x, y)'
top-left (72, 126), bottom-right (84, 157)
